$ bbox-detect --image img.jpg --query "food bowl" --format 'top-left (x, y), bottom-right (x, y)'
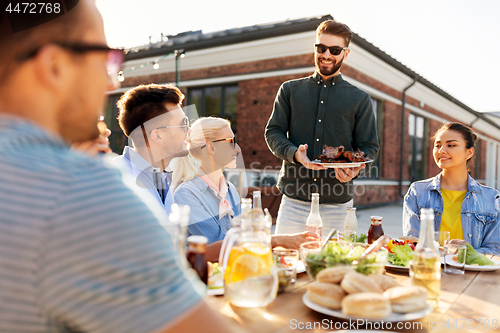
top-left (299, 240), bottom-right (388, 280)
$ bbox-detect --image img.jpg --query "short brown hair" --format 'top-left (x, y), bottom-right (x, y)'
top-left (316, 20), bottom-right (353, 47)
top-left (117, 84), bottom-right (184, 138)
top-left (0, 1), bottom-right (89, 84)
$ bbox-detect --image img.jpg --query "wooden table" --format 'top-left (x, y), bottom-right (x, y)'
top-left (206, 255), bottom-right (500, 332)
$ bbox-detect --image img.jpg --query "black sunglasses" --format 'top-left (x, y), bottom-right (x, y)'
top-left (17, 42), bottom-right (124, 61)
top-left (201, 136), bottom-right (237, 149)
top-left (314, 43), bottom-right (348, 56)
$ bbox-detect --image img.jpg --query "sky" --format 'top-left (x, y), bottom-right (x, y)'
top-left (96, 0), bottom-right (500, 112)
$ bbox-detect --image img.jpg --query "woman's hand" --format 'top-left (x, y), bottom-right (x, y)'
top-left (71, 129), bottom-right (112, 157)
top-left (449, 239), bottom-right (468, 246)
top-left (271, 231), bottom-right (321, 250)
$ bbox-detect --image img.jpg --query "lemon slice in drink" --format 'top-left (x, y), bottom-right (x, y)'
top-left (226, 254), bottom-right (266, 283)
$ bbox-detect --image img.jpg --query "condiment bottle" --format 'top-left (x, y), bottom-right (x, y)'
top-left (306, 193), bottom-right (322, 237)
top-left (411, 208), bottom-right (441, 305)
top-left (186, 235), bottom-right (209, 285)
top-left (253, 190), bottom-right (262, 210)
top-left (367, 215), bottom-right (384, 244)
top-left (343, 207), bottom-right (358, 240)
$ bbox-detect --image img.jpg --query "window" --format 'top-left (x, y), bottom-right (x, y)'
top-left (187, 84), bottom-right (238, 132)
top-left (474, 139), bottom-right (481, 180)
top-left (362, 97), bottom-right (382, 179)
top-left (408, 114), bottom-right (427, 182)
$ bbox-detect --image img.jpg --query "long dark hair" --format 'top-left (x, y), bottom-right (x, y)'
top-left (432, 122), bottom-right (478, 166)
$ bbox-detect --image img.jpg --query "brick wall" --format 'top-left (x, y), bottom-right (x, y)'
top-left (118, 51), bottom-right (493, 204)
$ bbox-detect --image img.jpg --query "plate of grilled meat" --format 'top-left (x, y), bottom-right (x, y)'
top-left (312, 145), bottom-right (373, 168)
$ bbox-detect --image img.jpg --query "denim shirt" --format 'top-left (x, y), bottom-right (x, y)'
top-left (403, 173), bottom-right (500, 254)
top-left (173, 175), bottom-right (241, 244)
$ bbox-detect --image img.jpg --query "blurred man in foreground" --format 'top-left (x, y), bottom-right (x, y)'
top-left (0, 1), bottom-right (230, 332)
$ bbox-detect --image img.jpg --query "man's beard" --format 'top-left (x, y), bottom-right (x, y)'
top-left (315, 56), bottom-right (344, 77)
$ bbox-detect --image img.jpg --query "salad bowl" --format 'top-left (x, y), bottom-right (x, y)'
top-left (299, 240), bottom-right (388, 280)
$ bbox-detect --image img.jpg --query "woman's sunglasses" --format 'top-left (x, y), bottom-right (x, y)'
top-left (314, 43), bottom-right (348, 56)
top-left (201, 137), bottom-right (237, 149)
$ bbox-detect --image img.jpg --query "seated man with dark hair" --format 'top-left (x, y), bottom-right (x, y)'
top-left (113, 83), bottom-right (190, 218)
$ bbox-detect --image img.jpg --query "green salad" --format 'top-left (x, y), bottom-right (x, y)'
top-left (387, 244), bottom-right (414, 267)
top-left (305, 242), bottom-right (385, 277)
top-left (343, 233), bottom-right (368, 243)
top-left (457, 244), bottom-right (495, 266)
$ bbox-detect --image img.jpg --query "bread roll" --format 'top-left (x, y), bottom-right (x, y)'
top-left (316, 265), bottom-right (354, 284)
top-left (340, 271), bottom-right (384, 294)
top-left (307, 282), bottom-right (346, 309)
top-left (341, 292), bottom-right (392, 318)
top-left (383, 286), bottom-right (428, 313)
top-left (368, 274), bottom-right (399, 291)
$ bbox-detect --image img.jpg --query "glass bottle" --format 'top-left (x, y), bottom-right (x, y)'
top-left (411, 208), bottom-right (441, 305)
top-left (218, 198), bottom-right (252, 268)
top-left (306, 193), bottom-right (322, 237)
top-left (253, 190), bottom-right (262, 210)
top-left (343, 207), bottom-right (358, 240)
top-left (186, 235), bottom-right (209, 285)
top-left (169, 204), bottom-right (190, 249)
top-left (367, 216), bottom-right (384, 244)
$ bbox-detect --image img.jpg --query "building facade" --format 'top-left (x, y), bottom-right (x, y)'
top-left (104, 15), bottom-right (500, 210)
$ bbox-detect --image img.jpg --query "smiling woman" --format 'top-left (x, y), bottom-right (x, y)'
top-left (171, 116), bottom-right (242, 244)
top-left (403, 122), bottom-right (500, 255)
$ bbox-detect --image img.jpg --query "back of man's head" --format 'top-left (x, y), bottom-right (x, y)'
top-left (117, 83), bottom-right (184, 142)
top-left (0, 1), bottom-right (88, 86)
top-left (316, 20), bottom-right (353, 47)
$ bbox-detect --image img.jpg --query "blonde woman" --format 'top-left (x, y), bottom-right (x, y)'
top-left (173, 117), bottom-right (319, 261)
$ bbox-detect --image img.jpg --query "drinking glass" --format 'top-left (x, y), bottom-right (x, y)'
top-left (434, 231), bottom-right (450, 257)
top-left (444, 244), bottom-right (467, 274)
top-left (273, 248), bottom-right (299, 292)
top-left (341, 230), bottom-right (357, 243)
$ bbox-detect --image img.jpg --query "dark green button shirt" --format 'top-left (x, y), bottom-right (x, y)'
top-left (265, 72), bottom-right (379, 204)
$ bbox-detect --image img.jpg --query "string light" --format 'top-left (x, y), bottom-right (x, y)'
top-left (115, 49), bottom-right (185, 82)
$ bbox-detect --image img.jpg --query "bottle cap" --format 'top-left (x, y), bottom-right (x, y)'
top-left (347, 207), bottom-right (356, 211)
top-left (187, 235), bottom-right (208, 245)
top-left (370, 216), bottom-right (383, 221)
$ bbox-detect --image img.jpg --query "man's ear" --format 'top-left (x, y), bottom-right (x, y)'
top-left (149, 129), bottom-right (163, 145)
top-left (33, 45), bottom-right (72, 91)
top-left (343, 48), bottom-right (350, 60)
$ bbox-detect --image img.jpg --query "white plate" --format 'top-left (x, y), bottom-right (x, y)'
top-left (303, 294), bottom-right (434, 322)
top-left (385, 263), bottom-right (409, 272)
top-left (296, 260), bottom-right (306, 274)
top-left (440, 257), bottom-right (500, 272)
top-left (311, 159), bottom-right (373, 168)
top-left (207, 287), bottom-right (224, 296)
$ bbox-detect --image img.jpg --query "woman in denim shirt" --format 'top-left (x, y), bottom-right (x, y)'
top-left (173, 117), bottom-right (318, 261)
top-left (403, 123), bottom-right (500, 254)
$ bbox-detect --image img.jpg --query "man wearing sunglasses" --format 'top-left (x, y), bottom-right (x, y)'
top-left (113, 83), bottom-right (192, 218)
top-left (265, 20), bottom-right (380, 235)
top-left (0, 1), bottom-right (229, 332)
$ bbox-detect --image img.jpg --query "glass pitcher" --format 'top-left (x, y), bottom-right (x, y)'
top-left (222, 209), bottom-right (277, 307)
